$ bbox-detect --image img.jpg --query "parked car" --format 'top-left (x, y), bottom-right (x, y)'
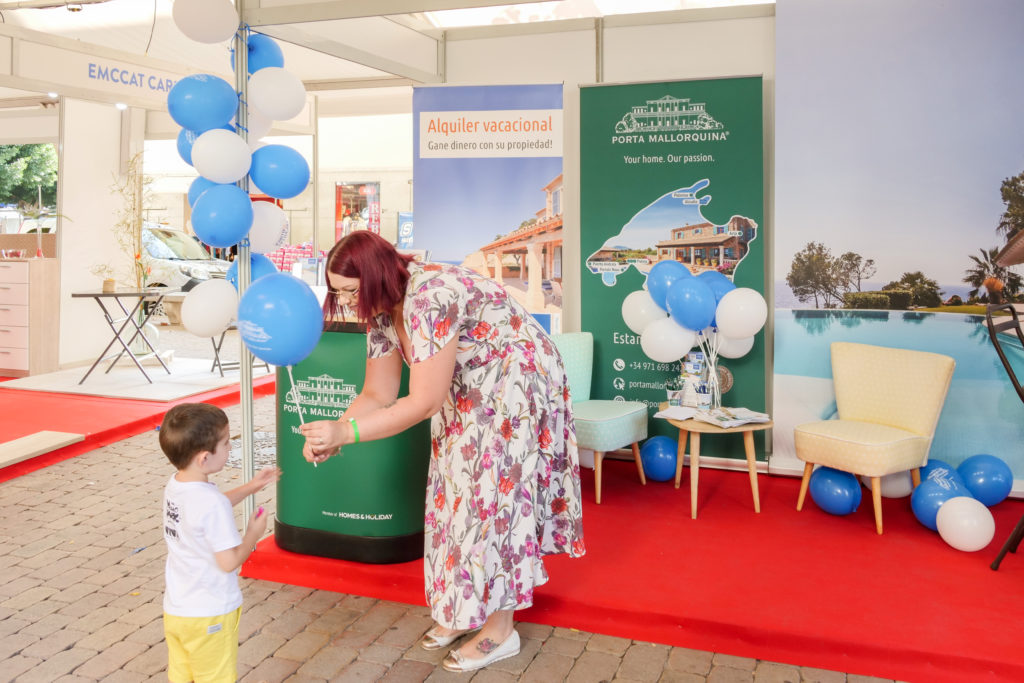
top-left (141, 223), bottom-right (230, 291)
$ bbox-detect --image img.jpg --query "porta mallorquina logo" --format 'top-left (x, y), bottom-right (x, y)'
top-left (612, 95), bottom-right (728, 143)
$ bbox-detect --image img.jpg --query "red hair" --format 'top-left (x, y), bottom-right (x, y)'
top-left (324, 231), bottom-right (414, 321)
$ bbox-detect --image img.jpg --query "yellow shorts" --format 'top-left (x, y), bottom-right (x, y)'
top-left (163, 608), bottom-right (241, 683)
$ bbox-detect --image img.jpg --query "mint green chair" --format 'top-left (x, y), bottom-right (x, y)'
top-left (551, 332), bottom-right (648, 503)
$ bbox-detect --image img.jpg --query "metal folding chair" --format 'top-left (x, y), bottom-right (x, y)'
top-left (210, 326), bottom-right (270, 377)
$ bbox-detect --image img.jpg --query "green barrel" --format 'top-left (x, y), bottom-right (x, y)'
top-left (275, 321), bottom-right (431, 563)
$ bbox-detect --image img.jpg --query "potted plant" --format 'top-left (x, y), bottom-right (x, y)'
top-left (90, 264), bottom-right (117, 292)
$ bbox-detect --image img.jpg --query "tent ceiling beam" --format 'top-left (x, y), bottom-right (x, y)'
top-left (243, 0), bottom-right (550, 27)
top-left (258, 24), bottom-right (441, 83)
top-left (304, 76), bottom-right (416, 90)
top-left (0, 0), bottom-right (110, 9)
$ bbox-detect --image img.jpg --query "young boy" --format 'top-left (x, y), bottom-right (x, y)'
top-left (159, 402), bottom-right (280, 683)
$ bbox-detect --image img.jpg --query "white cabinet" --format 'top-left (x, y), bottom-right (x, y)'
top-left (0, 259), bottom-right (59, 377)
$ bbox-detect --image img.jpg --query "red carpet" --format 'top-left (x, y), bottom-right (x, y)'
top-left (0, 375), bottom-right (276, 483)
top-left (243, 459), bottom-right (1024, 683)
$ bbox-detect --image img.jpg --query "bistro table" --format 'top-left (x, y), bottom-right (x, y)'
top-left (72, 288), bottom-right (177, 384)
top-left (658, 402), bottom-right (773, 519)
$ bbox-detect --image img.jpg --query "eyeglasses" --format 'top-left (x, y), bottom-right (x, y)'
top-left (337, 287), bottom-right (359, 302)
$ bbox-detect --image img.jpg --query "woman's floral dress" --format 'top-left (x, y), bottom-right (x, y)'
top-left (366, 262), bottom-right (585, 629)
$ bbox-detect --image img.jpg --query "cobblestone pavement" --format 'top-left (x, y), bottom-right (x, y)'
top-left (0, 326), bottom-right (901, 682)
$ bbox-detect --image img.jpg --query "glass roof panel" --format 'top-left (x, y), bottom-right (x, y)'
top-left (424, 0), bottom-right (773, 28)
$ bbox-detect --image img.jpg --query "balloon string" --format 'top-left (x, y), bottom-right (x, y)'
top-left (286, 365), bottom-right (315, 468)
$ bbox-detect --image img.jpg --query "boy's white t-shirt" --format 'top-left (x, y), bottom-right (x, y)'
top-left (162, 475), bottom-right (243, 617)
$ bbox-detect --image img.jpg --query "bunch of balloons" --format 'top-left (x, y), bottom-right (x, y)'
top-left (169, 4), bottom-right (307, 253)
top-left (621, 261), bottom-right (767, 379)
top-left (910, 455), bottom-right (1013, 552)
top-left (168, 3), bottom-right (321, 368)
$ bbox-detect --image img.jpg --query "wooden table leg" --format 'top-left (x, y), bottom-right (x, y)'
top-left (674, 429), bottom-right (688, 489)
top-left (743, 430), bottom-right (760, 513)
top-left (690, 432), bottom-right (700, 520)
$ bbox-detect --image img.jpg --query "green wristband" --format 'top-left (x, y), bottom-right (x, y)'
top-left (348, 417), bottom-right (360, 444)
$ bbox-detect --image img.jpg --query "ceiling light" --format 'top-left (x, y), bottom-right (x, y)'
top-left (66, 3), bottom-right (83, 11)
top-left (47, 92), bottom-right (59, 99)
top-left (115, 102), bottom-right (128, 110)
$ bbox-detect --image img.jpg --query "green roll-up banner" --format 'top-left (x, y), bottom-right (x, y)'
top-left (580, 77), bottom-right (766, 458)
top-left (275, 322), bottom-right (431, 563)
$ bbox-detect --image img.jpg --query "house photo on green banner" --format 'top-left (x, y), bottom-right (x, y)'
top-left (580, 77), bottom-right (766, 459)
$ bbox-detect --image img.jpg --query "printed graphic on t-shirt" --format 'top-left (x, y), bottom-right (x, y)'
top-left (165, 499), bottom-right (180, 540)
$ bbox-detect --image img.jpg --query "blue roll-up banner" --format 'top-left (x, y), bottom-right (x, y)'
top-left (412, 84), bottom-right (564, 332)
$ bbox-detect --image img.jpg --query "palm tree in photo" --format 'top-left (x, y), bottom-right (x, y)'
top-left (964, 247), bottom-right (1023, 303)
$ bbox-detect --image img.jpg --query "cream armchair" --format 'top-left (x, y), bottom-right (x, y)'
top-left (794, 342), bottom-right (955, 534)
top-left (551, 332), bottom-right (648, 504)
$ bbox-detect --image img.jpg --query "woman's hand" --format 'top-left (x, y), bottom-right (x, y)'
top-left (299, 420), bottom-right (345, 464)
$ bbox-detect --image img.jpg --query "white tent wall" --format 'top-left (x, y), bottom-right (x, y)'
top-left (56, 99), bottom-right (139, 367)
top-left (315, 113), bottom-right (414, 248)
top-left (0, 110), bottom-right (58, 145)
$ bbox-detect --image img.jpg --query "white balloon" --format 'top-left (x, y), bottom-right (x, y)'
top-left (181, 279), bottom-right (238, 338)
top-left (248, 67), bottom-right (306, 121)
top-left (640, 317), bottom-right (697, 364)
top-left (245, 107), bottom-right (273, 143)
top-left (936, 496), bottom-right (995, 552)
top-left (191, 129), bottom-right (252, 184)
top-left (172, 0), bottom-right (239, 44)
top-left (859, 472), bottom-right (914, 499)
top-left (249, 201), bottom-right (290, 254)
top-left (622, 289), bottom-right (668, 335)
top-left (715, 288), bottom-right (767, 339)
top-left (717, 334), bottom-right (755, 359)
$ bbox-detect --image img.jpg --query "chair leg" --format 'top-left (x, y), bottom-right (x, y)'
top-left (632, 442), bottom-right (646, 486)
top-left (871, 477), bottom-right (883, 535)
top-left (796, 463), bottom-right (814, 510)
top-left (911, 468), bottom-right (921, 488)
top-left (991, 513), bottom-right (1024, 570)
top-left (594, 451), bottom-right (604, 504)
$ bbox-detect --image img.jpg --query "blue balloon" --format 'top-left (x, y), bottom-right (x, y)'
top-left (177, 129), bottom-right (199, 165)
top-left (911, 477), bottom-right (963, 530)
top-left (665, 277), bottom-right (716, 331)
top-left (639, 436), bottom-right (677, 482)
top-left (177, 125), bottom-right (234, 165)
top-left (167, 74), bottom-right (238, 133)
top-left (250, 145), bottom-right (310, 200)
top-left (957, 454), bottom-right (1013, 507)
top-left (696, 269), bottom-right (736, 302)
top-left (187, 176), bottom-right (219, 207)
top-left (191, 184), bottom-right (254, 248)
top-left (646, 260), bottom-right (691, 311)
top-left (920, 459), bottom-right (965, 489)
top-left (231, 33), bottom-right (285, 74)
top-left (238, 273), bottom-right (324, 366)
top-left (809, 466), bottom-right (862, 515)
top-left (227, 253), bottom-right (278, 290)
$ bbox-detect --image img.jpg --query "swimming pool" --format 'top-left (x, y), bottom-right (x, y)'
top-left (774, 309), bottom-right (1024, 477)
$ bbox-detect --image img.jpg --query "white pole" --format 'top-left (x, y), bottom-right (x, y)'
top-left (233, 7), bottom-right (255, 526)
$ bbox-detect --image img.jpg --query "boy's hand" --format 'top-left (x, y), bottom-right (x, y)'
top-left (246, 506), bottom-right (269, 538)
top-left (252, 466), bottom-right (282, 490)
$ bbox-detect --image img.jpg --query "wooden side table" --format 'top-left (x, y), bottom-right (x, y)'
top-left (659, 404), bottom-right (773, 519)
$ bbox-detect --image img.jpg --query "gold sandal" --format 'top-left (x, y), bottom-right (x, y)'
top-left (442, 631), bottom-right (520, 672)
top-left (419, 625), bottom-right (478, 651)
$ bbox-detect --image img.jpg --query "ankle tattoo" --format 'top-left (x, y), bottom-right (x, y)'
top-left (476, 637), bottom-right (498, 653)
